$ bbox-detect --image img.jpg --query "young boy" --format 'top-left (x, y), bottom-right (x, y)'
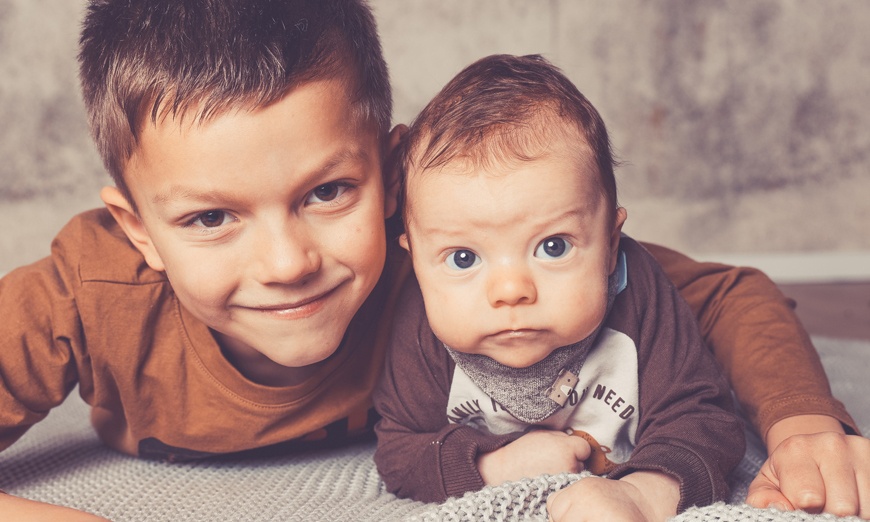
top-left (0, 0), bottom-right (865, 519)
top-left (373, 53), bottom-right (745, 519)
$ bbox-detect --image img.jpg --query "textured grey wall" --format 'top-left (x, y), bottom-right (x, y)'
top-left (2, 0), bottom-right (869, 274)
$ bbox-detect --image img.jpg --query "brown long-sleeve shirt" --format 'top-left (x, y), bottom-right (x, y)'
top-left (0, 209), bottom-right (410, 458)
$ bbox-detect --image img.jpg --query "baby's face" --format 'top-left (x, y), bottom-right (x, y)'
top-left (403, 142), bottom-right (625, 368)
top-left (118, 80), bottom-right (396, 382)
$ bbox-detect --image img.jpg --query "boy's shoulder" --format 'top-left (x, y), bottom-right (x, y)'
top-left (53, 208), bottom-right (165, 286)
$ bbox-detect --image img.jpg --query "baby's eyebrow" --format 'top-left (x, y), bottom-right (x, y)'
top-left (552, 206), bottom-right (595, 223)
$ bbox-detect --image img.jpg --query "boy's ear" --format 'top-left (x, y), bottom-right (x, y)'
top-left (609, 206), bottom-right (627, 273)
top-left (382, 124), bottom-right (407, 219)
top-left (100, 186), bottom-right (166, 272)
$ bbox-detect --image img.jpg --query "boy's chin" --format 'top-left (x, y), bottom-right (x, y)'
top-left (237, 346), bottom-right (338, 387)
top-left (216, 331), bottom-right (343, 386)
top-left (264, 338), bottom-right (342, 368)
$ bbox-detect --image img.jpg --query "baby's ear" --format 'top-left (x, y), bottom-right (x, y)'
top-left (100, 186), bottom-right (166, 272)
top-left (398, 233), bottom-right (411, 252)
top-left (609, 207), bottom-right (627, 272)
top-left (382, 124), bottom-right (407, 219)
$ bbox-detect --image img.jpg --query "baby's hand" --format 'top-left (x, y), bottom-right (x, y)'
top-left (477, 429), bottom-right (591, 486)
top-left (547, 472), bottom-right (679, 522)
top-left (746, 431), bottom-right (870, 518)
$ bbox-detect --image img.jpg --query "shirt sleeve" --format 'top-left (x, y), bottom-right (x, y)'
top-left (373, 277), bottom-right (520, 503)
top-left (642, 242), bottom-right (858, 440)
top-left (607, 239), bottom-right (746, 512)
top-left (0, 227), bottom-right (85, 452)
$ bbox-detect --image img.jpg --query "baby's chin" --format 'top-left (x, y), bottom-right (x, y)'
top-left (471, 346), bottom-right (559, 369)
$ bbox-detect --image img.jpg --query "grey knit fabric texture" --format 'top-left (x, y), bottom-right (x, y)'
top-left (1, 336), bottom-right (866, 521)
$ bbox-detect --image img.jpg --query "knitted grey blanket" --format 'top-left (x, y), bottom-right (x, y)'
top-left (1, 336), bottom-right (867, 521)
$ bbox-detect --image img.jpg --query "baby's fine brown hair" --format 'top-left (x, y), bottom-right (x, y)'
top-left (401, 54), bottom-right (618, 222)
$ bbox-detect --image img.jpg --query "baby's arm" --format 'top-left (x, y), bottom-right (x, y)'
top-left (595, 240), bottom-right (745, 515)
top-left (0, 493), bottom-right (108, 521)
top-left (373, 280), bottom-right (515, 502)
top-left (476, 429), bottom-right (590, 486)
top-left (374, 280), bottom-right (590, 501)
top-left (645, 242), bottom-right (868, 516)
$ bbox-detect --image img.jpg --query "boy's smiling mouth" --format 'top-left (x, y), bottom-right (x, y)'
top-left (240, 287), bottom-right (341, 319)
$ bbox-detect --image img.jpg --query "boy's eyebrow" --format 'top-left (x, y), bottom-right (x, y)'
top-left (151, 186), bottom-right (238, 206)
top-left (150, 148), bottom-right (372, 206)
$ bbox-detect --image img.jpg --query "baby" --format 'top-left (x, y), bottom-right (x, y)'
top-left (374, 54), bottom-right (745, 520)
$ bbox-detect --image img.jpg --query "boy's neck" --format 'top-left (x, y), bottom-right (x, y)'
top-left (216, 334), bottom-right (328, 387)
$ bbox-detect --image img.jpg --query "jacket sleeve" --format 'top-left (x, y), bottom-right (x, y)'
top-left (608, 241), bottom-right (745, 512)
top-left (0, 224), bottom-right (86, 452)
top-left (373, 277), bottom-right (519, 503)
top-left (642, 242), bottom-right (858, 440)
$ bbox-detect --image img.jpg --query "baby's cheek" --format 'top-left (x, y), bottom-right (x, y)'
top-left (428, 309), bottom-right (467, 350)
top-left (562, 291), bottom-right (608, 335)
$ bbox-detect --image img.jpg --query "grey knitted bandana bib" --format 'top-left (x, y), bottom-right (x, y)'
top-left (446, 251), bottom-right (626, 424)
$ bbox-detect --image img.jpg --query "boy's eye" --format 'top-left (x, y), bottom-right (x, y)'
top-left (192, 210), bottom-right (230, 228)
top-left (307, 182), bottom-right (348, 204)
top-left (445, 250), bottom-right (480, 270)
top-left (534, 236), bottom-right (572, 259)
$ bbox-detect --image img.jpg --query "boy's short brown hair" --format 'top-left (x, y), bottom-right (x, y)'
top-left (79, 0), bottom-right (391, 206)
top-left (401, 54), bottom-right (618, 219)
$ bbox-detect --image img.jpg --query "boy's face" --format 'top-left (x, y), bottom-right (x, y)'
top-left (402, 139), bottom-right (625, 369)
top-left (104, 80), bottom-right (399, 382)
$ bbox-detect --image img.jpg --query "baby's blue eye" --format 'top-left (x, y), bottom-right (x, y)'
top-left (446, 250), bottom-right (480, 270)
top-left (534, 237), bottom-right (572, 259)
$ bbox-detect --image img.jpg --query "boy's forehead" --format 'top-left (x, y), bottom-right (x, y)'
top-left (123, 79), bottom-right (384, 202)
top-left (142, 76), bottom-right (369, 133)
top-left (129, 79), bottom-right (381, 162)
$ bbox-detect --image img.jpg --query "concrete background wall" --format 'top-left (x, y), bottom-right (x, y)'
top-left (2, 0), bottom-right (869, 275)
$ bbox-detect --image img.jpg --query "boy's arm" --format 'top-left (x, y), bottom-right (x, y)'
top-left (0, 493), bottom-right (108, 521)
top-left (646, 242), bottom-right (870, 517)
top-left (642, 242), bottom-right (858, 439)
top-left (0, 258), bottom-right (81, 452)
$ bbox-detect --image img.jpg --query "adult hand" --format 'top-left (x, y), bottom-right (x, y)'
top-left (746, 431), bottom-right (870, 518)
top-left (477, 429), bottom-right (590, 486)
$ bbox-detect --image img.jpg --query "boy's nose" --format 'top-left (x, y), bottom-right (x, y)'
top-left (252, 225), bottom-right (321, 285)
top-left (486, 265), bottom-right (537, 307)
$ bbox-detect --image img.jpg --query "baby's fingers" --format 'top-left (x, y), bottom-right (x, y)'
top-left (568, 434), bottom-right (592, 463)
